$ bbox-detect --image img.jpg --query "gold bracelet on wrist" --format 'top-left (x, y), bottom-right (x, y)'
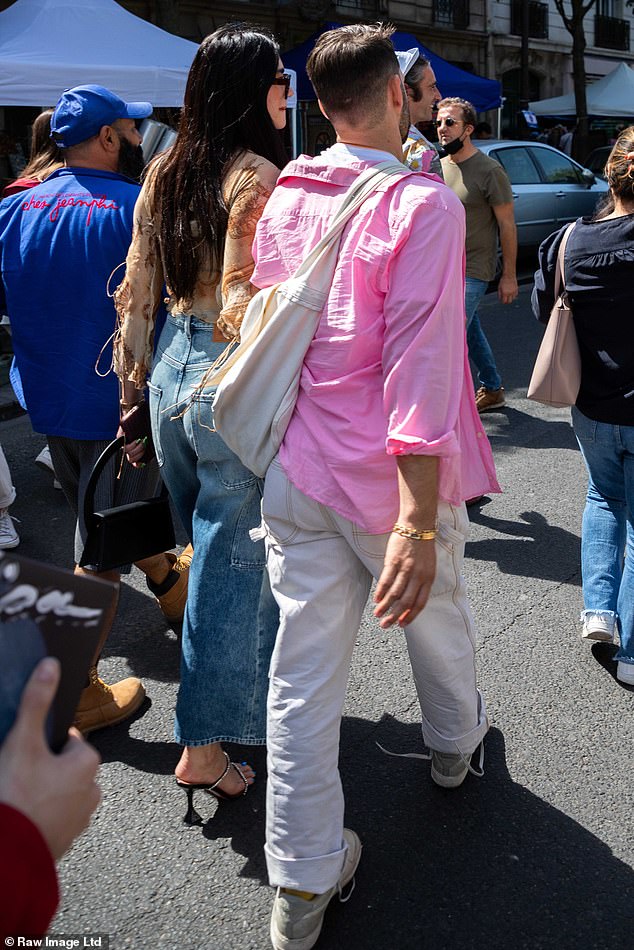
top-left (392, 522), bottom-right (438, 542)
top-left (120, 399), bottom-right (144, 413)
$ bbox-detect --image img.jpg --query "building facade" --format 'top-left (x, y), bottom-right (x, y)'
top-left (2, 0), bottom-right (634, 137)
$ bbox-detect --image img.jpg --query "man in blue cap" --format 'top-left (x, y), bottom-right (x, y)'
top-left (0, 85), bottom-right (191, 734)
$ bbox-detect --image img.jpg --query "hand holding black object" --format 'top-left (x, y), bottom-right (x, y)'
top-left (119, 401), bottom-right (156, 465)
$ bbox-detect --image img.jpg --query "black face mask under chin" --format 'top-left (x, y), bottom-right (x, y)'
top-left (438, 135), bottom-right (465, 158)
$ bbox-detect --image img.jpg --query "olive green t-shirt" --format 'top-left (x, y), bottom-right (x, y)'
top-left (441, 150), bottom-right (513, 282)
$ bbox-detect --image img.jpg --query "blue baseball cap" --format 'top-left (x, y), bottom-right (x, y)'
top-left (50, 84), bottom-right (153, 148)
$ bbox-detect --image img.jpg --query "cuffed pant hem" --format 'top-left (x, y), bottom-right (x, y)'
top-left (265, 842), bottom-right (347, 893)
top-left (422, 689), bottom-right (489, 755)
top-left (0, 487), bottom-right (16, 510)
top-left (174, 734), bottom-right (267, 747)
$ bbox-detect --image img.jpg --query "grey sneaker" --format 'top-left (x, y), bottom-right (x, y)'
top-left (270, 828), bottom-right (362, 950)
top-left (431, 742), bottom-right (485, 789)
top-left (431, 751), bottom-right (469, 788)
top-left (0, 509), bottom-right (19, 549)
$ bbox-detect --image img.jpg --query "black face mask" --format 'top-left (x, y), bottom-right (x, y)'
top-left (117, 136), bottom-right (145, 181)
top-left (438, 135), bottom-right (465, 158)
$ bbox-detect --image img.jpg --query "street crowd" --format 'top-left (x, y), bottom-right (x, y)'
top-left (0, 20), bottom-right (633, 950)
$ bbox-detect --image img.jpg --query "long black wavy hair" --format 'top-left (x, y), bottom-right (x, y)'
top-left (152, 23), bottom-right (287, 304)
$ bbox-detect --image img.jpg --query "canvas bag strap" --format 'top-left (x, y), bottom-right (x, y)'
top-left (292, 160), bottom-right (410, 283)
top-left (553, 221), bottom-right (576, 301)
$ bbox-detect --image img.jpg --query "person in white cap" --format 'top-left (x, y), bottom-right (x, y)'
top-left (396, 47), bottom-right (443, 178)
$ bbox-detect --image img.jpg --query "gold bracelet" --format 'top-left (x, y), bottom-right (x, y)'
top-left (392, 522), bottom-right (438, 541)
top-left (120, 399), bottom-right (144, 413)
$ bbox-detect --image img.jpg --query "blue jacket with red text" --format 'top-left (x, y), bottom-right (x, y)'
top-left (0, 166), bottom-right (140, 439)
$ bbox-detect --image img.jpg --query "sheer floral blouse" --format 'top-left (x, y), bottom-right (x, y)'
top-left (113, 150), bottom-right (279, 390)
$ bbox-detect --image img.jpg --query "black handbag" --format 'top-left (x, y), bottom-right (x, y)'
top-left (79, 436), bottom-right (175, 572)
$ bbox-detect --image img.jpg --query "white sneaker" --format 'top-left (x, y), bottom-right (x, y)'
top-left (270, 829), bottom-right (361, 950)
top-left (0, 509), bottom-right (19, 549)
top-left (35, 445), bottom-right (55, 473)
top-left (35, 445), bottom-right (62, 490)
top-left (581, 611), bottom-right (615, 642)
top-left (616, 661), bottom-right (634, 685)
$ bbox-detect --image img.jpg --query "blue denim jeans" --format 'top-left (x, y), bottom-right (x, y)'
top-left (149, 313), bottom-right (280, 744)
top-left (572, 406), bottom-right (634, 664)
top-left (465, 277), bottom-right (502, 392)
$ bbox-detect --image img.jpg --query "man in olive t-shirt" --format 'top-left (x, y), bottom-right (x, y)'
top-left (438, 97), bottom-right (518, 413)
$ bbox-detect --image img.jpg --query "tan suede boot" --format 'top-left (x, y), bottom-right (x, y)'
top-left (150, 544), bottom-right (193, 623)
top-left (74, 667), bottom-right (145, 735)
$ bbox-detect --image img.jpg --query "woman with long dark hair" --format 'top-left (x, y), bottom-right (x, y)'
top-left (533, 126), bottom-right (634, 686)
top-left (2, 110), bottom-right (63, 197)
top-left (114, 23), bottom-right (287, 805)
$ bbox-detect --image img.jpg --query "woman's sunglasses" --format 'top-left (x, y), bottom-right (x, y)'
top-left (271, 74), bottom-right (292, 99)
top-left (435, 117), bottom-right (459, 128)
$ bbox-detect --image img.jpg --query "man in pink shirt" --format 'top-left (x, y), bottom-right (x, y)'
top-left (252, 24), bottom-right (500, 950)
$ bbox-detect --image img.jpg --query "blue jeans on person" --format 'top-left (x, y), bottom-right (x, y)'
top-left (148, 313), bottom-right (280, 745)
top-left (572, 405), bottom-right (634, 664)
top-left (465, 277), bottom-right (502, 392)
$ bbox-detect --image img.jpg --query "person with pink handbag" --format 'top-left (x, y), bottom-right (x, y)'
top-left (532, 128), bottom-right (634, 686)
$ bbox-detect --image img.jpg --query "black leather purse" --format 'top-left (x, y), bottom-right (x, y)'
top-left (79, 437), bottom-right (175, 572)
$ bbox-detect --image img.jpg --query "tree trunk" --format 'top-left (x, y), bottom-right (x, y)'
top-left (154, 0), bottom-right (180, 34)
top-left (571, 19), bottom-right (590, 162)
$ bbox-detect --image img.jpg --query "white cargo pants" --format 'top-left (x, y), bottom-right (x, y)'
top-left (262, 458), bottom-right (488, 893)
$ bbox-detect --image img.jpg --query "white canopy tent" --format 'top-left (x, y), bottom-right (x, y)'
top-left (0, 0), bottom-right (198, 106)
top-left (529, 61), bottom-right (634, 117)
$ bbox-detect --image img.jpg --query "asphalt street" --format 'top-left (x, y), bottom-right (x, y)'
top-left (2, 283), bottom-right (633, 950)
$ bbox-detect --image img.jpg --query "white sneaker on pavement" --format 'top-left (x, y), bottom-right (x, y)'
top-left (270, 828), bottom-right (362, 950)
top-left (35, 445), bottom-right (54, 473)
top-left (0, 508), bottom-right (19, 549)
top-left (35, 444), bottom-right (62, 489)
top-left (616, 661), bottom-right (634, 685)
top-left (581, 611), bottom-right (615, 642)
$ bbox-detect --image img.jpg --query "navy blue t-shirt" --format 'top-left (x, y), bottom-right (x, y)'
top-left (0, 167), bottom-right (140, 439)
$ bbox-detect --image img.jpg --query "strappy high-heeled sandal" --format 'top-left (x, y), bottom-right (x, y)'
top-left (176, 751), bottom-right (250, 825)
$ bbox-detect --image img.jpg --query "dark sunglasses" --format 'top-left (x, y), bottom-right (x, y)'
top-left (271, 73), bottom-right (291, 99)
top-left (435, 116), bottom-right (459, 128)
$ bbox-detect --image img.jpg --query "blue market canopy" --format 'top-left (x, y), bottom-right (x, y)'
top-left (283, 24), bottom-right (502, 113)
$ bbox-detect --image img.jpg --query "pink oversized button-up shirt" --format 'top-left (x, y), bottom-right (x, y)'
top-left (251, 145), bottom-right (500, 533)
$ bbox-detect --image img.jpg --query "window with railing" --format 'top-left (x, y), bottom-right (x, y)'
top-left (335, 0), bottom-right (382, 15)
top-left (432, 0), bottom-right (470, 30)
top-left (594, 14), bottom-right (630, 49)
top-left (510, 1), bottom-right (549, 39)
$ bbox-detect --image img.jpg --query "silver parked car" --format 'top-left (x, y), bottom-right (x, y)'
top-left (473, 140), bottom-right (608, 247)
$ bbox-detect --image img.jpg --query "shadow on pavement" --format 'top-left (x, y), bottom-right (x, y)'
top-left (592, 642), bottom-right (634, 692)
top-left (330, 719), bottom-right (633, 950)
top-left (466, 509), bottom-right (581, 585)
top-left (480, 407), bottom-right (580, 454)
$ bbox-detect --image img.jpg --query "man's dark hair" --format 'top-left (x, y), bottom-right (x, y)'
top-left (306, 23), bottom-right (399, 126)
top-left (403, 54), bottom-right (430, 104)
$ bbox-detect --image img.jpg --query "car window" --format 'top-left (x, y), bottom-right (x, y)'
top-left (489, 147), bottom-right (541, 184)
top-left (587, 149), bottom-right (609, 176)
top-left (530, 147), bottom-right (584, 184)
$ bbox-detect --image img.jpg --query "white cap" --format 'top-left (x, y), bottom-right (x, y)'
top-left (395, 48), bottom-right (420, 78)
